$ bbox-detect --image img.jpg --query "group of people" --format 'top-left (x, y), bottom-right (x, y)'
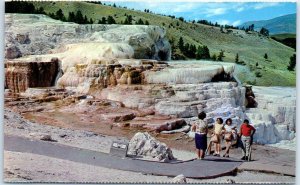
top-left (191, 111), bottom-right (256, 160)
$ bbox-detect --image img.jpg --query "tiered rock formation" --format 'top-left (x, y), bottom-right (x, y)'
top-left (245, 86), bottom-right (296, 144)
top-left (5, 58), bottom-right (61, 93)
top-left (5, 14), bottom-right (171, 62)
top-left (57, 59), bottom-right (167, 93)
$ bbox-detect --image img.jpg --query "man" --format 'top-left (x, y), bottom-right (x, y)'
top-left (239, 119), bottom-right (256, 160)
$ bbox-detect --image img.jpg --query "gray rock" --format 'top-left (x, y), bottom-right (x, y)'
top-left (40, 135), bottom-right (57, 142)
top-left (160, 125), bottom-right (190, 134)
top-left (225, 178), bottom-right (235, 183)
top-left (172, 174), bottom-right (187, 183)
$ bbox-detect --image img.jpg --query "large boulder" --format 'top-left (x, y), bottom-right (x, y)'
top-left (127, 132), bottom-right (175, 162)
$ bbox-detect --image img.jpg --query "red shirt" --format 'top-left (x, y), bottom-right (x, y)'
top-left (240, 123), bottom-right (256, 136)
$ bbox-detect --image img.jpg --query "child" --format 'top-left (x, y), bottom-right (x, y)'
top-left (212, 117), bottom-right (224, 157)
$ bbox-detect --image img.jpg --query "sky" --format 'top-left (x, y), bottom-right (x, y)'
top-left (105, 2), bottom-right (296, 26)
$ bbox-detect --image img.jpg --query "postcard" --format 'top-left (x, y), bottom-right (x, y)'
top-left (3, 1), bottom-right (296, 183)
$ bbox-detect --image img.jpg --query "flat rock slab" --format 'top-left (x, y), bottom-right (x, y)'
top-left (238, 162), bottom-right (295, 176)
top-left (101, 112), bottom-right (136, 122)
top-left (4, 135), bottom-right (242, 179)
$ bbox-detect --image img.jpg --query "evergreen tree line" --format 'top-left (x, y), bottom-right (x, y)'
top-left (5, 2), bottom-right (151, 26)
top-left (6, 1), bottom-right (270, 37)
top-left (5, 1), bottom-right (45, 14)
top-left (177, 37), bottom-right (225, 61)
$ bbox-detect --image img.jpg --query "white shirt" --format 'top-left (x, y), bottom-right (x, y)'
top-left (224, 124), bottom-right (236, 132)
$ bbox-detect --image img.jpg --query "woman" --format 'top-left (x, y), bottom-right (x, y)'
top-left (212, 117), bottom-right (224, 157)
top-left (191, 111), bottom-right (208, 160)
top-left (223, 118), bottom-right (237, 157)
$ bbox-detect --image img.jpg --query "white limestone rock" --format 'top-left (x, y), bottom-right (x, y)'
top-left (245, 86), bottom-right (296, 147)
top-left (127, 132), bottom-right (175, 162)
top-left (5, 14), bottom-right (171, 67)
top-left (144, 61), bottom-right (235, 84)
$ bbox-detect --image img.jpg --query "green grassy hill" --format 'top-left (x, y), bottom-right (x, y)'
top-left (10, 1), bottom-right (296, 86)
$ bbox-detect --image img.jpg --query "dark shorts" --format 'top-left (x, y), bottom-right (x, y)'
top-left (195, 133), bottom-right (207, 150)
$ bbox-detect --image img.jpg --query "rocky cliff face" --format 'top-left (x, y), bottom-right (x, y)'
top-left (5, 58), bottom-right (61, 93)
top-left (5, 14), bottom-right (171, 62)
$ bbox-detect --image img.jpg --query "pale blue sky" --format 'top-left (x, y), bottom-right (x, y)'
top-left (106, 2), bottom-right (296, 26)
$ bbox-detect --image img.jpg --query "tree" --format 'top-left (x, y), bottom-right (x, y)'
top-left (176, 22), bottom-right (179, 26)
top-left (113, 3), bottom-right (116, 7)
top-left (84, 15), bottom-right (88, 24)
top-left (189, 44), bottom-right (196, 58)
top-left (179, 17), bottom-right (185, 22)
top-left (256, 62), bottom-right (259, 67)
top-left (75, 10), bottom-right (84, 24)
top-left (145, 20), bottom-right (149, 25)
top-left (89, 18), bottom-right (94, 24)
top-left (107, 16), bottom-right (116, 24)
top-left (196, 45), bottom-right (210, 59)
top-left (249, 24), bottom-right (255, 31)
top-left (68, 12), bottom-right (75, 22)
top-left (55, 9), bottom-right (66, 21)
top-left (196, 46), bottom-right (203, 60)
top-left (287, 54), bottom-right (296, 71)
top-left (5, 2), bottom-right (35, 13)
top-left (124, 15), bottom-right (133, 24)
top-left (264, 53), bottom-right (268, 60)
top-left (260, 27), bottom-right (269, 36)
top-left (201, 45), bottom-right (210, 59)
top-left (178, 37), bottom-right (184, 52)
top-left (220, 25), bottom-right (224, 33)
top-left (36, 7), bottom-right (45, 14)
top-left (136, 18), bottom-right (144, 25)
top-left (98, 17), bottom-right (107, 24)
top-left (184, 43), bottom-right (190, 56)
top-left (235, 53), bottom-right (239, 63)
top-left (212, 54), bottom-right (217, 61)
top-left (217, 50), bottom-right (225, 61)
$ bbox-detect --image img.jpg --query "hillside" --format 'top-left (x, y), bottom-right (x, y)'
top-left (271, 34), bottom-right (296, 50)
top-left (6, 1), bottom-right (296, 86)
top-left (239, 14), bottom-right (296, 35)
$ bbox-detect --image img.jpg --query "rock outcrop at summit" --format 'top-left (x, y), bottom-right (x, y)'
top-left (5, 14), bottom-right (171, 63)
top-left (5, 58), bottom-right (61, 93)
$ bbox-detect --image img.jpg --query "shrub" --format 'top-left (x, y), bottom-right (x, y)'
top-left (255, 71), bottom-right (262, 77)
